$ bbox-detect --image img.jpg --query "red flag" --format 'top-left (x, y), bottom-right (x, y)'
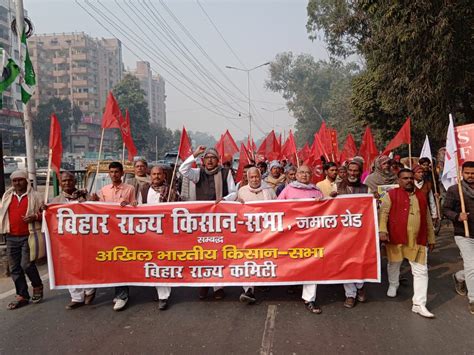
top-left (280, 130), bottom-right (297, 164)
top-left (178, 126), bottom-right (193, 161)
top-left (257, 130), bottom-right (280, 160)
top-left (311, 132), bottom-right (329, 161)
top-left (382, 117), bottom-right (411, 155)
top-left (215, 130), bottom-right (239, 163)
top-left (120, 110), bottom-right (138, 162)
top-left (328, 128), bottom-right (339, 161)
top-left (235, 143), bottom-right (252, 182)
top-left (101, 92), bottom-right (121, 129)
top-left (318, 122), bottom-right (333, 159)
top-left (339, 134), bottom-right (358, 163)
top-left (298, 143), bottom-right (311, 162)
top-left (49, 114), bottom-right (62, 180)
top-left (358, 126), bottom-right (378, 170)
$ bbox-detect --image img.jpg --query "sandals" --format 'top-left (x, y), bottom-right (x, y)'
top-left (7, 296), bottom-right (29, 310)
top-left (31, 286), bottom-right (44, 304)
top-left (304, 301), bottom-right (322, 314)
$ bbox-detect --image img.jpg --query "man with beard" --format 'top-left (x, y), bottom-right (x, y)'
top-left (179, 145), bottom-right (237, 300)
top-left (379, 169), bottom-right (436, 318)
top-left (364, 155), bottom-right (398, 193)
top-left (237, 167), bottom-right (276, 304)
top-left (443, 161), bottom-right (474, 314)
top-left (317, 162), bottom-right (338, 197)
top-left (139, 166), bottom-right (177, 310)
top-left (278, 165), bottom-right (324, 314)
top-left (276, 166), bottom-right (297, 196)
top-left (126, 158), bottom-right (151, 200)
top-left (264, 160), bottom-right (286, 191)
top-left (51, 171), bottom-right (96, 310)
top-left (336, 161), bottom-right (369, 308)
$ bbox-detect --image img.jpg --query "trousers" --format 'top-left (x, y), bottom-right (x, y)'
top-left (454, 236), bottom-right (474, 303)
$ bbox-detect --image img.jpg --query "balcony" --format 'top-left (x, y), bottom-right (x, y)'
top-left (72, 67), bottom-right (87, 74)
top-left (72, 53), bottom-right (87, 61)
top-left (52, 57), bottom-right (67, 64)
top-left (73, 92), bottom-right (93, 100)
top-left (53, 70), bottom-right (68, 76)
top-left (72, 80), bottom-right (88, 87)
top-left (53, 82), bottom-right (68, 89)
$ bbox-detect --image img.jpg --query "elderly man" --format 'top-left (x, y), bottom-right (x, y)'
top-left (264, 160), bottom-right (286, 191)
top-left (138, 165), bottom-right (177, 310)
top-left (237, 167), bottom-right (277, 304)
top-left (0, 170), bottom-right (43, 310)
top-left (413, 165), bottom-right (438, 221)
top-left (379, 169), bottom-right (436, 318)
top-left (443, 161), bottom-right (474, 314)
top-left (91, 162), bottom-right (137, 311)
top-left (179, 145), bottom-right (237, 300)
top-left (278, 165), bottom-right (324, 314)
top-left (51, 171), bottom-right (96, 310)
top-left (236, 164), bottom-right (255, 190)
top-left (316, 162), bottom-right (338, 197)
top-left (276, 166), bottom-right (297, 196)
top-left (126, 158), bottom-right (151, 200)
top-left (336, 161), bottom-right (369, 308)
top-left (365, 155), bottom-right (398, 192)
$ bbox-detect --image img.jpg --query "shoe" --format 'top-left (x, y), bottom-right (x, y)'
top-left (66, 301), bottom-right (84, 310)
top-left (304, 301), bottom-right (322, 314)
top-left (344, 297), bottom-right (356, 308)
top-left (214, 288), bottom-right (225, 300)
top-left (6, 296), bottom-right (29, 310)
top-left (199, 287), bottom-right (209, 300)
top-left (356, 287), bottom-right (367, 303)
top-left (452, 273), bottom-right (467, 296)
top-left (113, 298), bottom-right (128, 311)
top-left (158, 299), bottom-right (168, 310)
top-left (469, 303), bottom-right (474, 315)
top-left (84, 292), bottom-right (96, 305)
top-left (112, 297), bottom-right (118, 303)
top-left (412, 304), bottom-right (434, 318)
top-left (387, 285), bottom-right (398, 298)
top-left (31, 286), bottom-right (44, 304)
top-left (239, 290), bottom-right (256, 304)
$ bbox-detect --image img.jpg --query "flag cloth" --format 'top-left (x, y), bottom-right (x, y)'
top-left (257, 130), bottom-right (280, 160)
top-left (328, 128), bottom-right (339, 161)
top-left (382, 117), bottom-right (411, 155)
top-left (235, 143), bottom-right (252, 182)
top-left (358, 126), bottom-right (378, 171)
top-left (441, 114), bottom-right (458, 190)
top-left (121, 110), bottom-right (138, 162)
top-left (280, 130), bottom-right (297, 164)
top-left (419, 135), bottom-right (432, 162)
top-left (298, 143), bottom-right (311, 162)
top-left (101, 92), bottom-right (121, 129)
top-left (318, 122), bottom-right (333, 160)
top-left (339, 134), bottom-right (358, 163)
top-left (0, 49), bottom-right (20, 108)
top-left (20, 30), bottom-right (36, 104)
top-left (311, 132), bottom-right (329, 161)
top-left (178, 126), bottom-right (193, 161)
top-left (49, 114), bottom-right (62, 180)
top-left (215, 130), bottom-right (239, 163)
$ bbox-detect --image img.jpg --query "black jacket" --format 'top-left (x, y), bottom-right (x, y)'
top-left (443, 184), bottom-right (474, 238)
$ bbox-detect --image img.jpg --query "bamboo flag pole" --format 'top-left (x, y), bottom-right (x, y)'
top-left (122, 142), bottom-right (125, 165)
top-left (431, 165), bottom-right (441, 219)
top-left (167, 153), bottom-right (180, 202)
top-left (408, 143), bottom-right (412, 169)
top-left (43, 148), bottom-right (53, 204)
top-left (94, 128), bottom-right (105, 192)
top-left (455, 154), bottom-right (470, 236)
top-left (296, 152), bottom-right (300, 168)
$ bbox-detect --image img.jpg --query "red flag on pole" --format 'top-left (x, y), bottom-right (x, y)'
top-left (329, 128), bottom-right (339, 161)
top-left (257, 130), bottom-right (280, 160)
top-left (101, 92), bottom-right (121, 129)
top-left (280, 130), bottom-right (297, 164)
top-left (178, 126), bottom-right (193, 161)
top-left (49, 114), bottom-right (62, 180)
top-left (339, 134), bottom-right (358, 163)
top-left (215, 130), bottom-right (239, 163)
top-left (121, 110), bottom-right (138, 162)
top-left (235, 143), bottom-right (252, 182)
top-left (298, 143), bottom-right (311, 162)
top-left (311, 132), bottom-right (329, 161)
top-left (358, 126), bottom-right (378, 170)
top-left (382, 117), bottom-right (411, 155)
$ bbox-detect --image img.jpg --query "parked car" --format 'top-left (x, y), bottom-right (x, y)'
top-left (3, 157), bottom-right (18, 175)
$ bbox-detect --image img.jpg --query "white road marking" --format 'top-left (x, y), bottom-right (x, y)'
top-left (260, 305), bottom-right (278, 355)
top-left (0, 273), bottom-right (49, 301)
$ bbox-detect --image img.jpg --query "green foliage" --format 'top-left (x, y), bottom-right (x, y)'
top-left (33, 97), bottom-right (82, 149)
top-left (307, 0), bottom-right (473, 151)
top-left (265, 51), bottom-right (359, 146)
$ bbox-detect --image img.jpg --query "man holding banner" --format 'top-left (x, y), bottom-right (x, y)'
top-left (443, 161), bottom-right (474, 315)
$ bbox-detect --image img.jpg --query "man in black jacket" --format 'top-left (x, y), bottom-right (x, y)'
top-left (443, 161), bottom-right (474, 315)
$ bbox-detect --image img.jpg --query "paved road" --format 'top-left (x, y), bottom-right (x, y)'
top-left (0, 224), bottom-right (473, 354)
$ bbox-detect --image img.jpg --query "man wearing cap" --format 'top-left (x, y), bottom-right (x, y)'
top-left (0, 170), bottom-right (44, 310)
top-left (179, 145), bottom-right (237, 300)
top-left (264, 160), bottom-right (286, 191)
top-left (126, 158), bottom-right (151, 200)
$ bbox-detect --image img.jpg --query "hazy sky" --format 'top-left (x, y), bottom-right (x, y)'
top-left (24, 0), bottom-right (328, 140)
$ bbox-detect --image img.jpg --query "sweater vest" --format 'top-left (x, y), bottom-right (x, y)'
top-left (195, 168), bottom-right (230, 201)
top-left (388, 188), bottom-right (428, 246)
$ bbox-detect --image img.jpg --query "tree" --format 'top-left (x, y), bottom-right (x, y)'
top-left (112, 74), bottom-right (151, 154)
top-left (33, 97), bottom-right (82, 150)
top-left (307, 0), bottom-right (473, 150)
top-left (265, 52), bottom-right (359, 146)
top-left (189, 131), bottom-right (217, 147)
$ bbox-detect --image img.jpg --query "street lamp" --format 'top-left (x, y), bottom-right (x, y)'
top-left (261, 106), bottom-right (286, 130)
top-left (225, 62), bottom-right (270, 140)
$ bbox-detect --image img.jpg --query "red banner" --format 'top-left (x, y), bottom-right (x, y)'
top-left (44, 196), bottom-right (380, 288)
top-left (456, 123), bottom-right (474, 164)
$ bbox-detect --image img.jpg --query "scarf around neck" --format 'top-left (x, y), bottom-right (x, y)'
top-left (462, 180), bottom-right (474, 200)
top-left (290, 181), bottom-right (320, 190)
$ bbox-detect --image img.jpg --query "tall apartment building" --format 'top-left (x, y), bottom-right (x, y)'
top-left (130, 61), bottom-right (166, 128)
top-left (0, 0), bottom-right (26, 155)
top-left (29, 32), bottom-right (124, 154)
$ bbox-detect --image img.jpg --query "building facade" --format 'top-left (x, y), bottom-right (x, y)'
top-left (130, 61), bottom-right (166, 128)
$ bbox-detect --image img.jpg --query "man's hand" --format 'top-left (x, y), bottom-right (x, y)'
top-left (428, 243), bottom-right (435, 252)
top-left (22, 214), bottom-right (37, 223)
top-left (458, 212), bottom-right (469, 222)
top-left (373, 192), bottom-right (380, 199)
top-left (214, 198), bottom-right (223, 205)
top-left (329, 191), bottom-right (338, 198)
top-left (379, 232), bottom-right (389, 242)
top-left (90, 193), bottom-right (100, 201)
top-left (39, 203), bottom-right (48, 211)
top-left (130, 201), bottom-right (138, 207)
top-left (193, 145), bottom-right (206, 158)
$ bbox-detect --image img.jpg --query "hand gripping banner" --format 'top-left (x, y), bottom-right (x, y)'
top-left (44, 195), bottom-right (380, 288)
